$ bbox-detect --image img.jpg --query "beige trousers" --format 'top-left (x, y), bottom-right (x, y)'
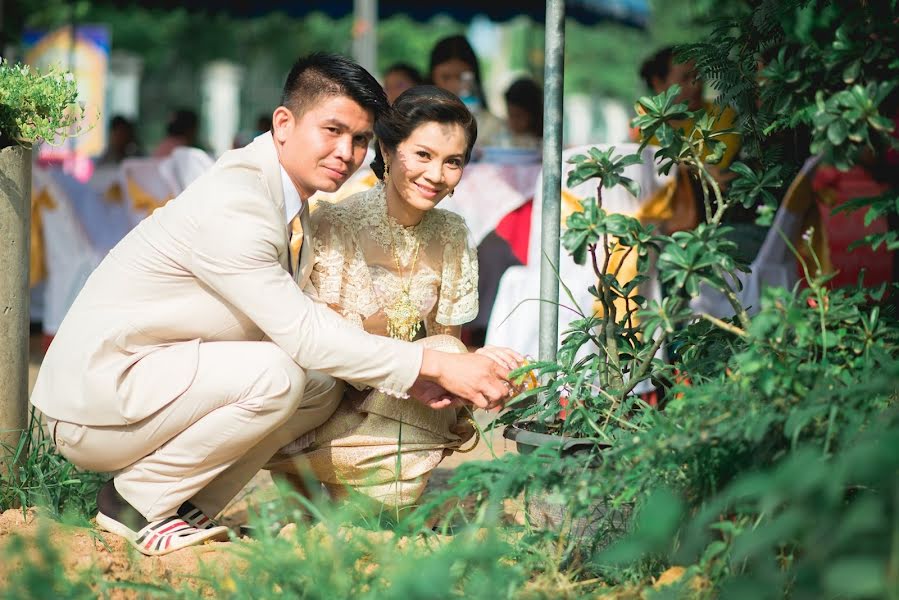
top-left (48, 341), bottom-right (344, 521)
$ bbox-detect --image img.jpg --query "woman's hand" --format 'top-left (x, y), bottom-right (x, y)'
top-left (474, 345), bottom-right (525, 371)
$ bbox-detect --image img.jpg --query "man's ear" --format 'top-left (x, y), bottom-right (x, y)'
top-left (271, 106), bottom-right (294, 143)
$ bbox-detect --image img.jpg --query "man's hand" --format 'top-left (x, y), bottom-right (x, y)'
top-left (418, 350), bottom-right (514, 410)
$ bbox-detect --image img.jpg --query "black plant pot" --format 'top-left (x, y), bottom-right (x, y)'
top-left (503, 421), bottom-right (630, 549)
top-left (502, 421), bottom-right (609, 456)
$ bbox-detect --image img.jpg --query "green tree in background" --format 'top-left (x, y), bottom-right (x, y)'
top-left (5, 1), bottom-right (707, 149)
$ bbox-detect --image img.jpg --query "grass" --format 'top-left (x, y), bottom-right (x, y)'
top-left (0, 409), bottom-right (687, 599)
top-left (0, 429), bottom-right (669, 600)
top-left (0, 407), bottom-right (108, 520)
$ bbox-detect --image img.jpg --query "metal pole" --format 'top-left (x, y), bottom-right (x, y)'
top-left (538, 0), bottom-right (565, 362)
top-left (352, 0), bottom-right (378, 77)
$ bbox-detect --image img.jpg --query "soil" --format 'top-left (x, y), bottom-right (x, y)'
top-left (0, 461), bottom-right (526, 598)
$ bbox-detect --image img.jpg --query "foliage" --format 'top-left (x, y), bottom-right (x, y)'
top-left (0, 59), bottom-right (87, 145)
top-left (490, 0), bottom-right (899, 596)
top-left (0, 408), bottom-right (107, 520)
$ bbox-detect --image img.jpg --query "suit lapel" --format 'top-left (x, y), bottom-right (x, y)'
top-left (246, 132), bottom-right (292, 273)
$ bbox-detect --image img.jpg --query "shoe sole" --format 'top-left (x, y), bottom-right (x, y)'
top-left (96, 512), bottom-right (230, 556)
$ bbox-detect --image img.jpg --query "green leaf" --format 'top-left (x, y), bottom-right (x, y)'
top-left (823, 558), bottom-right (886, 598)
top-left (827, 119), bottom-right (849, 145)
top-left (842, 60), bottom-right (860, 83)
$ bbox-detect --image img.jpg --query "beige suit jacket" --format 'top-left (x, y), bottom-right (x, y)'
top-left (31, 133), bottom-right (423, 426)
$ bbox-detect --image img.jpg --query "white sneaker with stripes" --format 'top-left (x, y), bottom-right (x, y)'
top-left (96, 511), bottom-right (230, 556)
top-left (177, 502), bottom-right (219, 530)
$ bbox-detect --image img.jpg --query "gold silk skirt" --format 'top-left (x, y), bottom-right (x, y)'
top-left (278, 334), bottom-right (475, 508)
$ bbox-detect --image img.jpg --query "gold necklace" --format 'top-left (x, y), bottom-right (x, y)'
top-left (384, 214), bottom-right (423, 341)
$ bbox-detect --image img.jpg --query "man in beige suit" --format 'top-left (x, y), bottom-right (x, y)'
top-left (30, 53), bottom-right (514, 556)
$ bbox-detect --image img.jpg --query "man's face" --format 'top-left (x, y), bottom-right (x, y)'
top-left (665, 60), bottom-right (703, 111)
top-left (273, 95), bottom-right (374, 199)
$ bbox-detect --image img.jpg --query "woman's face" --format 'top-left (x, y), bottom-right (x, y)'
top-left (385, 121), bottom-right (468, 212)
top-left (431, 58), bottom-right (473, 96)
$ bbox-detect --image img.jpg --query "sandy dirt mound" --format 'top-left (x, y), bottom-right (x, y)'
top-left (0, 507), bottom-right (245, 597)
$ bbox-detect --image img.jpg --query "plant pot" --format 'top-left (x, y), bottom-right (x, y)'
top-left (503, 421), bottom-right (609, 456)
top-left (503, 421), bottom-right (631, 549)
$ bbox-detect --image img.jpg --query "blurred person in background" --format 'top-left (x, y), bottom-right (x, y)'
top-left (98, 115), bottom-right (143, 166)
top-left (428, 34), bottom-right (503, 151)
top-left (503, 77), bottom-right (543, 148)
top-left (635, 46), bottom-right (742, 238)
top-left (383, 62), bottom-right (423, 105)
top-left (233, 113), bottom-right (274, 149)
top-left (154, 108), bottom-right (202, 158)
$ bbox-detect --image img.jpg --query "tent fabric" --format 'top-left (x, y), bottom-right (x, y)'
top-left (95, 0), bottom-right (649, 28)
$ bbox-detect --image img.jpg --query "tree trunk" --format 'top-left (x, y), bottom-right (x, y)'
top-left (0, 140), bottom-right (32, 466)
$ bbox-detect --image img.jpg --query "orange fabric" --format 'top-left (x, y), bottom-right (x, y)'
top-left (126, 177), bottom-right (171, 214)
top-left (636, 101), bottom-right (739, 233)
top-left (636, 168), bottom-right (698, 232)
top-left (104, 182), bottom-right (124, 205)
top-left (30, 187), bottom-right (58, 287)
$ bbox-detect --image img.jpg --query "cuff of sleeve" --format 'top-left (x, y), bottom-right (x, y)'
top-left (377, 341), bottom-right (423, 399)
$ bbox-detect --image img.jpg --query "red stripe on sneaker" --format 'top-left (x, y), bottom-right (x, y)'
top-left (159, 520), bottom-right (190, 535)
top-left (145, 534), bottom-right (159, 549)
top-left (196, 516), bottom-right (209, 527)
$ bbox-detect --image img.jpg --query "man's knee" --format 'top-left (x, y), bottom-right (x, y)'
top-left (247, 344), bottom-right (306, 420)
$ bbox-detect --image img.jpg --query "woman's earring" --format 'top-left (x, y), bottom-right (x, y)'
top-left (448, 188), bottom-right (454, 197)
top-left (384, 162), bottom-right (390, 181)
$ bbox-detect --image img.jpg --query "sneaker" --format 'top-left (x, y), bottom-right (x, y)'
top-left (177, 501), bottom-right (219, 530)
top-left (97, 511), bottom-right (230, 556)
top-left (95, 480), bottom-right (228, 556)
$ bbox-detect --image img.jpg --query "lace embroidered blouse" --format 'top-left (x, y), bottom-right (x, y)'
top-left (306, 184), bottom-right (479, 337)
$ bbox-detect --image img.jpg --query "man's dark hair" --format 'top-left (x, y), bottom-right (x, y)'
top-left (371, 85), bottom-right (478, 180)
top-left (166, 109), bottom-right (198, 137)
top-left (504, 77), bottom-right (544, 137)
top-left (280, 52), bottom-right (389, 122)
top-left (639, 46), bottom-right (675, 91)
top-left (384, 62), bottom-right (424, 86)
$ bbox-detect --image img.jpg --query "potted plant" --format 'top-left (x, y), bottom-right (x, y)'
top-left (0, 59), bottom-right (86, 466)
top-left (494, 83), bottom-right (791, 543)
top-left (502, 83), bottom-right (781, 443)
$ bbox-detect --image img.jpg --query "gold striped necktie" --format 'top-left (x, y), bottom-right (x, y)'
top-left (289, 214), bottom-right (304, 279)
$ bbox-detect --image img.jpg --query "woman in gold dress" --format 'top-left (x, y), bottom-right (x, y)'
top-left (272, 86), bottom-right (522, 507)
